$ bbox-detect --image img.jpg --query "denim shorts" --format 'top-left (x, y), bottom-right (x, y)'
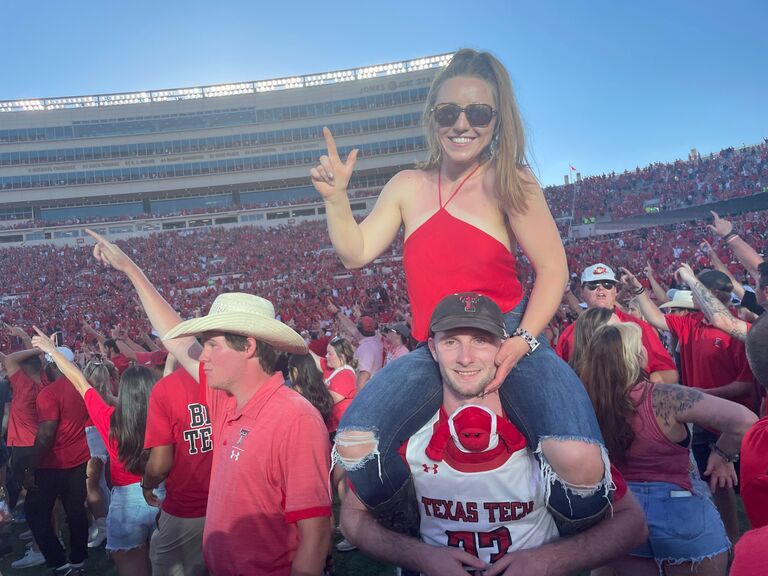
top-left (337, 297), bottom-right (609, 528)
top-left (107, 483), bottom-right (165, 551)
top-left (85, 426), bottom-right (108, 461)
top-left (628, 479), bottom-right (730, 563)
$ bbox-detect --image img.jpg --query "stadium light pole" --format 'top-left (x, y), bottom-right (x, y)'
top-left (568, 165), bottom-right (578, 238)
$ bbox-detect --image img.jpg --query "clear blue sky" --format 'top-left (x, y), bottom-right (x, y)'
top-left (1, 0), bottom-right (765, 186)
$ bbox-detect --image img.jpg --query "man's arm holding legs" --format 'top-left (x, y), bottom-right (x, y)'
top-left (340, 490), bottom-right (486, 576)
top-left (484, 490), bottom-right (648, 576)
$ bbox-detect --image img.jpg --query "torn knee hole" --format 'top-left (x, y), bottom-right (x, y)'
top-left (335, 430), bottom-right (378, 462)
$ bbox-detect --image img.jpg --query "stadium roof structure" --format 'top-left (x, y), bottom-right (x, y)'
top-left (0, 53), bottom-right (454, 114)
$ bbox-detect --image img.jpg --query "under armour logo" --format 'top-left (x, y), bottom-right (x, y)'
top-left (230, 449), bottom-right (240, 461)
top-left (422, 464), bottom-right (438, 474)
top-left (714, 338), bottom-right (723, 348)
top-left (458, 295), bottom-right (479, 313)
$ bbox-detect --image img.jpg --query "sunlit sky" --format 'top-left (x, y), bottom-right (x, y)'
top-left (1, 0), bottom-right (765, 186)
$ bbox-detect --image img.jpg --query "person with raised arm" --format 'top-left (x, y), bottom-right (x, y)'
top-left (581, 322), bottom-right (755, 575)
top-left (311, 49), bottom-right (610, 533)
top-left (84, 229), bottom-right (332, 576)
top-left (31, 328), bottom-right (161, 576)
top-left (624, 263), bottom-right (757, 543)
top-left (708, 211), bottom-right (763, 282)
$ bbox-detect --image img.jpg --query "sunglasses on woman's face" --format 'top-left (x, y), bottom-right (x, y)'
top-left (431, 103), bottom-right (497, 128)
top-left (584, 281), bottom-right (616, 291)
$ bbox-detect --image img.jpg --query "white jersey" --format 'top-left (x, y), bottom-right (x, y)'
top-left (404, 411), bottom-right (558, 564)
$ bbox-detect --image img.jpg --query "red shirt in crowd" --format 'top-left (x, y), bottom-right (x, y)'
top-left (556, 307), bottom-right (677, 375)
top-left (200, 364), bottom-right (332, 576)
top-left (664, 312), bottom-right (756, 410)
top-left (729, 524), bottom-right (768, 576)
top-left (7, 371), bottom-right (43, 447)
top-left (35, 377), bottom-right (90, 469)
top-left (740, 416), bottom-right (768, 529)
top-left (321, 358), bottom-right (356, 434)
top-left (84, 388), bottom-right (141, 486)
top-left (135, 350), bottom-right (168, 368)
top-left (144, 368), bottom-right (212, 518)
top-left (111, 353), bottom-right (131, 375)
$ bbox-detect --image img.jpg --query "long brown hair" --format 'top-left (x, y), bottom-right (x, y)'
top-left (109, 365), bottom-right (158, 475)
top-left (329, 337), bottom-right (358, 370)
top-left (569, 308), bottom-right (615, 376)
top-left (83, 359), bottom-right (117, 404)
top-left (580, 323), bottom-right (644, 464)
top-left (288, 354), bottom-right (333, 426)
top-left (421, 48), bottom-right (532, 214)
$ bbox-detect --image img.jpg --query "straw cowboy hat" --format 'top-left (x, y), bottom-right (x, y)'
top-left (163, 293), bottom-right (308, 354)
top-left (659, 290), bottom-right (696, 310)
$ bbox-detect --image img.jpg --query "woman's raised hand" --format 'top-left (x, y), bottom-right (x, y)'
top-left (310, 128), bottom-right (359, 200)
top-left (30, 326), bottom-right (57, 355)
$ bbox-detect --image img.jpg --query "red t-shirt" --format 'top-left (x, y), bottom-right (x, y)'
top-left (35, 377), bottom-right (90, 470)
top-left (111, 353), bottom-right (131, 375)
top-left (84, 388), bottom-right (142, 486)
top-left (321, 359), bottom-right (356, 433)
top-left (144, 368), bottom-right (213, 518)
top-left (7, 371), bottom-right (42, 447)
top-left (741, 417), bottom-right (768, 529)
top-left (730, 524), bottom-right (768, 576)
top-left (556, 307), bottom-right (677, 375)
top-left (308, 336), bottom-right (330, 357)
top-left (200, 365), bottom-right (332, 576)
top-left (135, 350), bottom-right (168, 368)
top-left (664, 312), bottom-right (756, 409)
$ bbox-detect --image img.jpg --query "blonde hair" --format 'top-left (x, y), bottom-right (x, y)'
top-left (614, 323), bottom-right (644, 387)
top-left (421, 48), bottom-right (532, 215)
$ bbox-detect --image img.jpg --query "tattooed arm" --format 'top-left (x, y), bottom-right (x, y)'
top-left (675, 263), bottom-right (749, 341)
top-left (652, 383), bottom-right (757, 490)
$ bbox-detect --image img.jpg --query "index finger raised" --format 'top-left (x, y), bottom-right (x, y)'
top-left (322, 127), bottom-right (339, 159)
top-left (84, 228), bottom-right (107, 243)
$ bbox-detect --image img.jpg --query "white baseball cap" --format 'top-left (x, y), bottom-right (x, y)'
top-left (45, 346), bottom-right (75, 364)
top-left (581, 263), bottom-right (617, 284)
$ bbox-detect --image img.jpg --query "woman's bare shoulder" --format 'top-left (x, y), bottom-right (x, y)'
top-left (380, 169), bottom-right (431, 203)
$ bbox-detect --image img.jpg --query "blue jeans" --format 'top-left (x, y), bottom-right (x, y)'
top-left (337, 298), bottom-right (611, 532)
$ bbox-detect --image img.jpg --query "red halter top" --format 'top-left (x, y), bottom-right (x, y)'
top-left (403, 169), bottom-right (523, 341)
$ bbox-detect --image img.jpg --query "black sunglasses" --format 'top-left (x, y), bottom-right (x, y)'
top-left (329, 336), bottom-right (343, 345)
top-left (583, 281), bottom-right (616, 291)
top-left (431, 103), bottom-right (497, 128)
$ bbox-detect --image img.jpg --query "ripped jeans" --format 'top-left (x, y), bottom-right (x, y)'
top-left (336, 297), bottom-right (613, 535)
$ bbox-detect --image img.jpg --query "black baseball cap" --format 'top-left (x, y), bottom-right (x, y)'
top-left (698, 270), bottom-right (733, 293)
top-left (429, 293), bottom-right (506, 338)
top-left (386, 323), bottom-right (411, 340)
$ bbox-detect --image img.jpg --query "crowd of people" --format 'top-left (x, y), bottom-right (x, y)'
top-left (0, 48), bottom-right (766, 576)
top-left (543, 141), bottom-right (768, 221)
top-left (0, 208), bottom-right (765, 356)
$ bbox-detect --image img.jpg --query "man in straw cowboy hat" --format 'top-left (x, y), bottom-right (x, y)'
top-left (84, 230), bottom-right (332, 576)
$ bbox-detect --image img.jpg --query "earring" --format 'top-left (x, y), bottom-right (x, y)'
top-left (488, 133), bottom-right (499, 159)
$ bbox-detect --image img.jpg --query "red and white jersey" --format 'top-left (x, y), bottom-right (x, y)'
top-left (404, 412), bottom-right (558, 564)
